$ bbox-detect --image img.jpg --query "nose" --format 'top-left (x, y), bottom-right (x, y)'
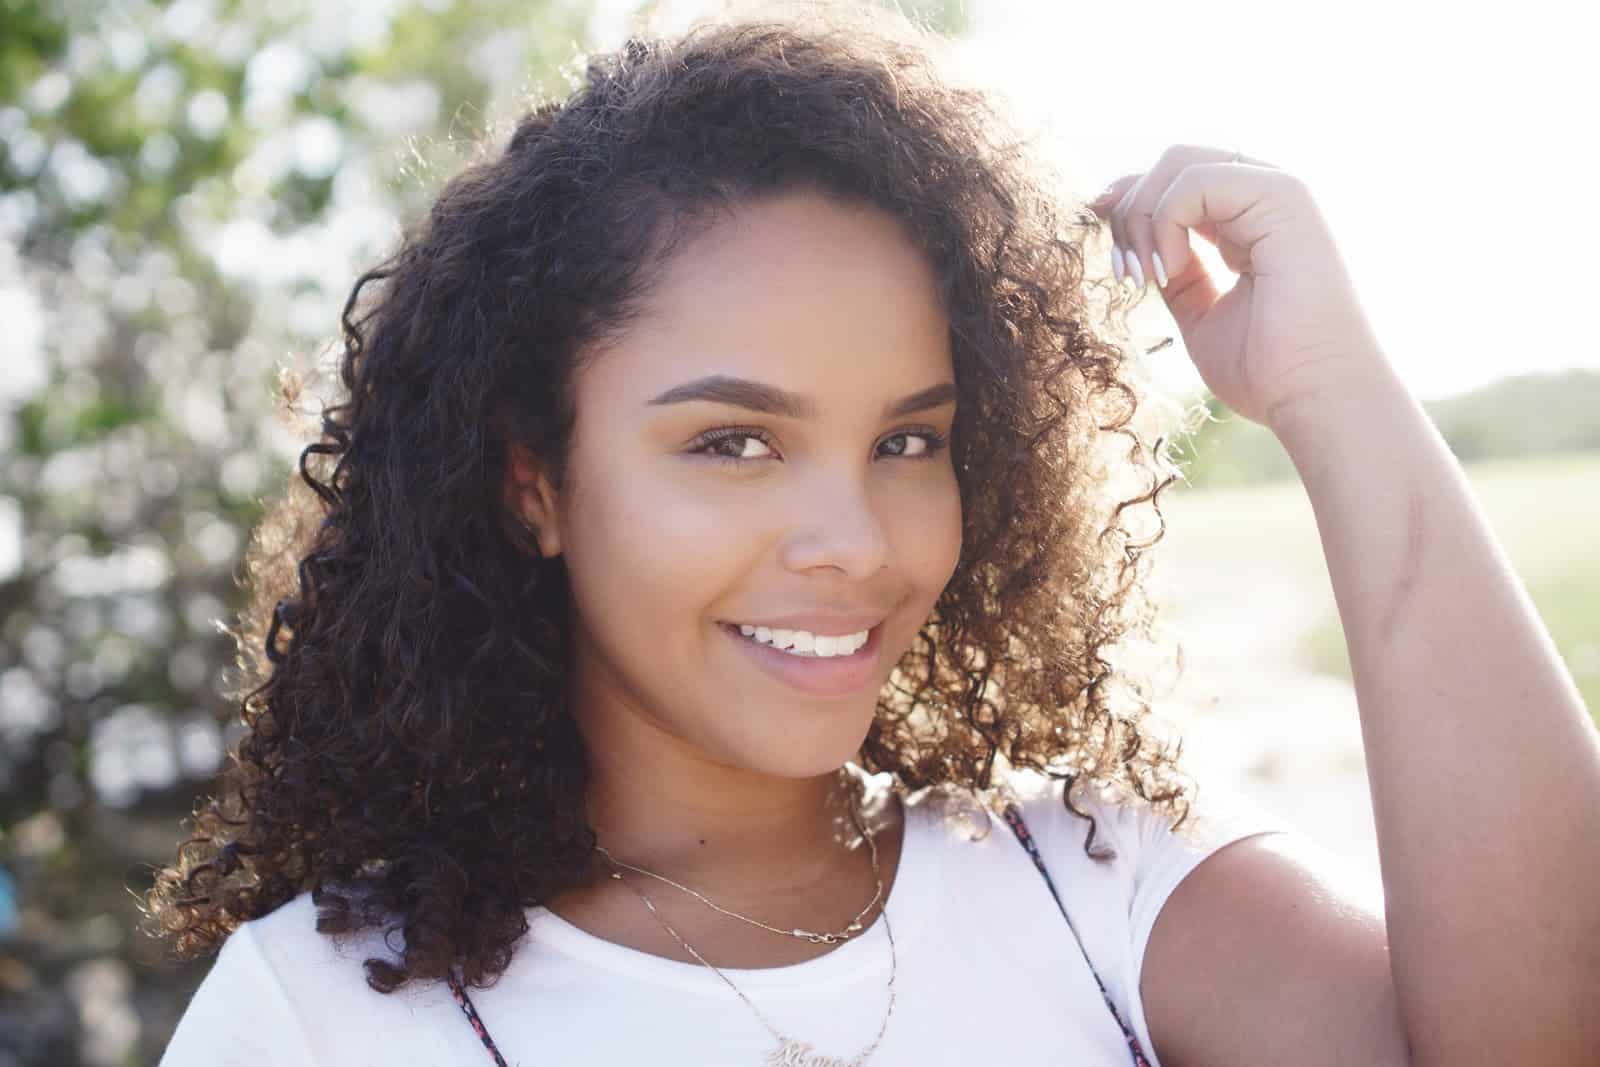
top-left (775, 469), bottom-right (891, 580)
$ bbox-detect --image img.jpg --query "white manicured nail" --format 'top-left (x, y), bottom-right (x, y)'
top-left (1152, 251), bottom-right (1168, 288)
top-left (1112, 243), bottom-right (1125, 284)
top-left (1126, 250), bottom-right (1145, 291)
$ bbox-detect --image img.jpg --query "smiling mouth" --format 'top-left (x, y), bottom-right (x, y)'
top-left (718, 622), bottom-right (876, 658)
top-left (716, 618), bottom-right (885, 697)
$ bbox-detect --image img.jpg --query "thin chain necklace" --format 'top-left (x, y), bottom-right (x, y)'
top-left (592, 808), bottom-right (884, 944)
top-left (595, 793), bottom-right (897, 1067)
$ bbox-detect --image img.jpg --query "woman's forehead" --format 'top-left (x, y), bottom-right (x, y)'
top-left (582, 190), bottom-right (952, 411)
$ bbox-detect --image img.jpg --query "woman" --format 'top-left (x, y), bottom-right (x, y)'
top-left (150, 4), bottom-right (1600, 1065)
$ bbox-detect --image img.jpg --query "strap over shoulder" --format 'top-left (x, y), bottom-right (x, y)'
top-left (999, 802), bottom-right (1154, 1067)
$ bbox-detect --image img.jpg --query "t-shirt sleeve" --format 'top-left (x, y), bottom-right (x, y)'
top-left (1121, 779), bottom-right (1294, 1007)
top-left (1104, 778), bottom-right (1294, 1067)
top-left (158, 921), bottom-right (321, 1067)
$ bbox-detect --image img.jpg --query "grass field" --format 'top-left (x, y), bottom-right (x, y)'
top-left (1172, 449), bottom-right (1599, 728)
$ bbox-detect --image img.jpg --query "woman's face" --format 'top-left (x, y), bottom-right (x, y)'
top-left (516, 187), bottom-right (962, 780)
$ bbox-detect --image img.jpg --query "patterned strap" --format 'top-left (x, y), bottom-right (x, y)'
top-left (445, 803), bottom-right (1153, 1066)
top-left (998, 802), bottom-right (1155, 1067)
top-left (447, 970), bottom-right (510, 1067)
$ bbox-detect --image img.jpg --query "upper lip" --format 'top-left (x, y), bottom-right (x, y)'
top-left (722, 613), bottom-right (886, 636)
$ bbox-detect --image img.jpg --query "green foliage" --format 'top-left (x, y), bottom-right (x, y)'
top-left (1166, 390), bottom-right (1298, 489)
top-left (0, 2), bottom-right (596, 1061)
top-left (872, 0), bottom-right (972, 35)
top-left (0, 0), bottom-right (67, 101)
top-left (1175, 370), bottom-right (1600, 491)
top-left (1425, 369), bottom-right (1600, 461)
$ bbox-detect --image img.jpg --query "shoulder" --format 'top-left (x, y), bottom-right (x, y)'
top-left (1020, 770), bottom-right (1288, 907)
top-left (160, 891), bottom-right (456, 1066)
top-left (239, 889), bottom-right (453, 1015)
top-left (991, 769), bottom-right (1316, 1066)
top-left (1090, 779), bottom-right (1407, 1067)
top-left (198, 889), bottom-right (410, 1002)
top-left (239, 889), bottom-right (388, 981)
top-left (158, 895), bottom-right (327, 1065)
top-left (904, 766), bottom-right (1295, 964)
top-left (994, 767), bottom-right (1292, 872)
top-left (895, 768), bottom-right (1310, 1063)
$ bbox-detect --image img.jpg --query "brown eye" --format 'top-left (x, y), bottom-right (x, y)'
top-left (711, 433), bottom-right (773, 460)
top-left (879, 430), bottom-right (949, 459)
top-left (689, 428), bottom-right (778, 465)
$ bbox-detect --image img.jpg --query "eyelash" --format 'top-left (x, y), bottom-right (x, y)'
top-left (688, 426), bottom-right (951, 467)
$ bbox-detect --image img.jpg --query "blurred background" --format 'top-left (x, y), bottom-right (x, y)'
top-left (1, 0), bottom-right (1594, 1062)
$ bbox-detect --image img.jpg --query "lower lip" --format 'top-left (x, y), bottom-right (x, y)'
top-left (719, 622), bottom-right (883, 697)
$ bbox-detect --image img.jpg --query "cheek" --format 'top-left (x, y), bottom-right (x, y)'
top-left (885, 469), bottom-right (964, 594)
top-left (561, 461), bottom-right (742, 632)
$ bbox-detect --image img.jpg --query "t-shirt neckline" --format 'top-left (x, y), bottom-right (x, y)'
top-left (524, 788), bottom-right (940, 994)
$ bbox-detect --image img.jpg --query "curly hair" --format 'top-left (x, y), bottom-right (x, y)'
top-left (142, 0), bottom-right (1203, 994)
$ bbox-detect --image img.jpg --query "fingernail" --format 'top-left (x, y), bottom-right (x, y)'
top-left (1152, 251), bottom-right (1168, 288)
top-left (1126, 250), bottom-right (1145, 291)
top-left (1112, 243), bottom-right (1125, 284)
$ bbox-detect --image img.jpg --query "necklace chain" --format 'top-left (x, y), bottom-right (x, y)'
top-left (593, 811), bottom-right (883, 944)
top-left (596, 783), bottom-right (897, 1066)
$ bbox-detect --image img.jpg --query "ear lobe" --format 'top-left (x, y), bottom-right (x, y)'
top-left (506, 444), bottom-right (562, 559)
top-left (520, 504), bottom-right (561, 560)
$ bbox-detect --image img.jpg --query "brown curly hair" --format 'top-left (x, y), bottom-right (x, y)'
top-left (142, 0), bottom-right (1202, 995)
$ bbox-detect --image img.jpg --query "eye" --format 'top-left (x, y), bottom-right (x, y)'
top-left (879, 429), bottom-right (950, 459)
top-left (691, 428), bottom-right (778, 464)
top-left (686, 427), bottom-right (951, 466)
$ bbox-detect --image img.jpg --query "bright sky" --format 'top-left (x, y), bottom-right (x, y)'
top-left (3, 0), bottom-right (1592, 410)
top-left (594, 0), bottom-right (1598, 403)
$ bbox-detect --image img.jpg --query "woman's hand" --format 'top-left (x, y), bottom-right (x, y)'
top-left (1090, 144), bottom-right (1395, 430)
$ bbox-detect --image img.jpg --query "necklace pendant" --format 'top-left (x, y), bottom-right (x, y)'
top-left (764, 1038), bottom-right (859, 1067)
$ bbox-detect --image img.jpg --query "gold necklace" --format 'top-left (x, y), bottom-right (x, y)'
top-left (592, 809), bottom-right (884, 944)
top-left (597, 795), bottom-right (897, 1066)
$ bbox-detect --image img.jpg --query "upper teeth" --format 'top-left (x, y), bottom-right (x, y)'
top-left (736, 624), bottom-right (870, 657)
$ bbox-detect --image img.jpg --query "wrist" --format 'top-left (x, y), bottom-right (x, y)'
top-left (1264, 353), bottom-right (1410, 452)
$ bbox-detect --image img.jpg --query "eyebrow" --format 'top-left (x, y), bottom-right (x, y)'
top-left (646, 375), bottom-right (959, 420)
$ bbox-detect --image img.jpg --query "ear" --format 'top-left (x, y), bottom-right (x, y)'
top-left (505, 443), bottom-right (563, 559)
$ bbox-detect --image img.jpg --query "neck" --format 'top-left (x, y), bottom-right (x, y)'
top-left (567, 701), bottom-right (875, 899)
top-left (581, 751), bottom-right (869, 898)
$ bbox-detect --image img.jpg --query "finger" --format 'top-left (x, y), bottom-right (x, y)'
top-left (1089, 176), bottom-right (1138, 286)
top-left (1100, 183), bottom-right (1130, 286)
top-left (1088, 175), bottom-right (1136, 219)
top-left (1151, 162), bottom-right (1294, 330)
top-left (1118, 145), bottom-right (1245, 298)
top-left (1152, 161), bottom-right (1295, 283)
top-left (1113, 182), bottom-right (1151, 292)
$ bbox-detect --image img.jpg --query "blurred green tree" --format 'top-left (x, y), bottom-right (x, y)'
top-left (1171, 369), bottom-right (1600, 491)
top-left (0, 1), bottom-right (590, 1062)
top-left (0, 2), bottom-right (971, 1063)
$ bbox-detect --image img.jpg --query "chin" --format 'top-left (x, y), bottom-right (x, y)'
top-left (720, 717), bottom-right (880, 782)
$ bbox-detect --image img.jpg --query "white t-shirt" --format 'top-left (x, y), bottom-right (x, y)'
top-left (159, 769), bottom-right (1291, 1067)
